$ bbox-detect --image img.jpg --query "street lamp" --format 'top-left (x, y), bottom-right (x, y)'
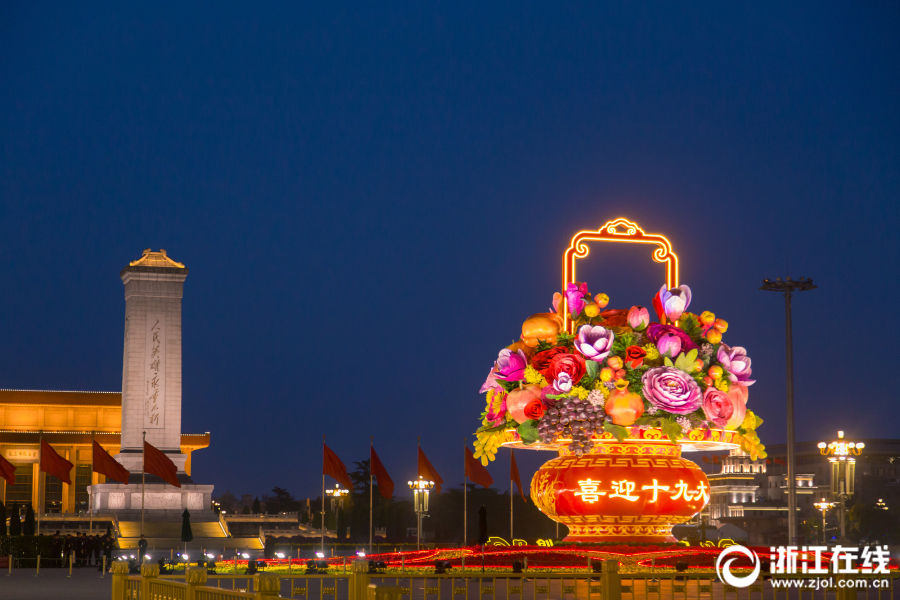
top-left (325, 483), bottom-right (349, 542)
top-left (408, 476), bottom-right (434, 550)
top-left (813, 498), bottom-right (835, 544)
top-left (818, 430), bottom-right (863, 541)
top-left (761, 276), bottom-right (816, 545)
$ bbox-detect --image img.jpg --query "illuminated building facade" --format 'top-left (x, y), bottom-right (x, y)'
top-left (0, 389), bottom-right (209, 513)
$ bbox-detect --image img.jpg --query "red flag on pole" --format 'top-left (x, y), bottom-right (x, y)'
top-left (510, 451), bottom-right (526, 501)
top-left (464, 447), bottom-right (493, 489)
top-left (92, 440), bottom-right (130, 485)
top-left (143, 440), bottom-right (180, 487)
top-left (40, 440), bottom-right (73, 485)
top-left (417, 447), bottom-right (443, 493)
top-left (323, 444), bottom-right (352, 490)
top-left (370, 446), bottom-right (394, 499)
top-left (0, 453), bottom-right (15, 485)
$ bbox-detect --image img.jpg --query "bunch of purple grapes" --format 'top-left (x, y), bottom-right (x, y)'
top-left (537, 395), bottom-right (605, 456)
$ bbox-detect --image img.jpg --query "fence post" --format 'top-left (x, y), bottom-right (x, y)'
top-left (110, 561), bottom-right (130, 600)
top-left (185, 566), bottom-right (208, 600)
top-left (140, 562), bottom-right (160, 599)
top-left (35, 555), bottom-right (40, 577)
top-left (347, 558), bottom-right (370, 600)
top-left (253, 572), bottom-right (280, 600)
top-left (601, 559), bottom-right (621, 600)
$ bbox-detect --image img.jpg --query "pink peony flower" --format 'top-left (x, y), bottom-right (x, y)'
top-left (646, 323), bottom-right (698, 351)
top-left (701, 388), bottom-right (734, 428)
top-left (725, 383), bottom-right (748, 429)
top-left (641, 366), bottom-right (702, 414)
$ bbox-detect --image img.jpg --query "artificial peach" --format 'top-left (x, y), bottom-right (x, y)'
top-left (708, 365), bottom-right (723, 380)
top-left (607, 356), bottom-right (624, 370)
top-left (604, 389), bottom-right (644, 426)
top-left (714, 318), bottom-right (728, 333)
top-left (706, 329), bottom-right (722, 344)
top-left (594, 293), bottom-right (610, 308)
top-left (521, 313), bottom-right (562, 347)
top-left (584, 303), bottom-right (600, 318)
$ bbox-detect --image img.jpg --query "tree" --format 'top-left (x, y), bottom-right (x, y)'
top-left (251, 497), bottom-right (261, 514)
top-left (23, 504), bottom-right (35, 536)
top-left (214, 491), bottom-right (239, 513)
top-left (9, 503), bottom-right (21, 536)
top-left (263, 487), bottom-right (299, 514)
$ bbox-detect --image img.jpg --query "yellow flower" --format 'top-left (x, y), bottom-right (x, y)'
top-left (715, 377), bottom-right (730, 392)
top-left (741, 410), bottom-right (763, 431)
top-left (473, 430), bottom-right (504, 465)
top-left (571, 386), bottom-right (589, 399)
top-left (642, 344), bottom-right (660, 360)
top-left (524, 366), bottom-right (547, 386)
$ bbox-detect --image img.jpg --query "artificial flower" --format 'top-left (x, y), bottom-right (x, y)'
top-left (642, 343), bottom-right (660, 360)
top-left (627, 306), bottom-right (650, 330)
top-left (652, 284), bottom-right (692, 323)
top-left (479, 368), bottom-right (502, 393)
top-left (484, 388), bottom-right (508, 426)
top-left (523, 399), bottom-right (545, 420)
top-left (646, 323), bottom-right (698, 351)
top-left (625, 345), bottom-right (647, 368)
top-left (570, 386), bottom-right (590, 400)
top-left (641, 366), bottom-right (702, 414)
top-left (575, 324), bottom-right (615, 362)
top-left (495, 348), bottom-right (527, 381)
top-left (523, 365), bottom-right (546, 386)
top-left (531, 346), bottom-right (569, 379)
top-left (701, 387), bottom-right (734, 428)
top-left (656, 334), bottom-right (682, 358)
top-left (586, 389), bottom-right (606, 408)
top-left (552, 372), bottom-right (574, 393)
top-left (565, 282), bottom-right (589, 315)
top-left (547, 352), bottom-right (587, 385)
top-left (717, 344), bottom-right (755, 386)
top-left (725, 383), bottom-right (748, 430)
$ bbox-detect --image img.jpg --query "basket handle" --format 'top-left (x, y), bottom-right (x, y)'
top-left (561, 218), bottom-right (679, 332)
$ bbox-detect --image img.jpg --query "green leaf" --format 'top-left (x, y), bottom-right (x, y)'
top-left (602, 421), bottom-right (628, 441)
top-left (497, 379), bottom-right (521, 393)
top-left (673, 348), bottom-right (698, 373)
top-left (585, 360), bottom-right (599, 379)
top-left (663, 356), bottom-right (674, 367)
top-left (679, 313), bottom-right (704, 343)
top-left (660, 419), bottom-right (683, 443)
top-left (517, 420), bottom-right (539, 444)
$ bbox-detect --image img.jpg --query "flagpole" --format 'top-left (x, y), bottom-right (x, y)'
top-left (321, 435), bottom-right (325, 555)
top-left (369, 436), bottom-right (374, 553)
top-left (141, 431), bottom-right (146, 539)
top-left (89, 435), bottom-right (94, 534)
top-left (509, 451), bottom-right (513, 541)
top-left (37, 433), bottom-right (42, 535)
top-left (463, 440), bottom-right (467, 547)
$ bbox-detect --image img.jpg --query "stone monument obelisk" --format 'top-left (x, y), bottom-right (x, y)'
top-left (116, 248), bottom-right (189, 473)
top-left (90, 249), bottom-right (213, 517)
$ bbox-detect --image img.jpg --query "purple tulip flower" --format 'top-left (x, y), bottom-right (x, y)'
top-left (575, 324), bottom-right (615, 362)
top-left (495, 348), bottom-right (527, 381)
top-left (655, 284), bottom-right (692, 322)
top-left (646, 323), bottom-right (698, 351)
top-left (642, 366), bottom-right (702, 414)
top-left (717, 344), bottom-right (755, 386)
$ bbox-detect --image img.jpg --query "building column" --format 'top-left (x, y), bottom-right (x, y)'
top-left (62, 447), bottom-right (73, 513)
top-left (31, 463), bottom-right (40, 511)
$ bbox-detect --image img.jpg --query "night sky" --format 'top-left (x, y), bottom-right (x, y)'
top-left (2, 3), bottom-right (898, 500)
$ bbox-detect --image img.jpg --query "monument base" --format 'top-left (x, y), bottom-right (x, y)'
top-left (88, 482), bottom-right (214, 513)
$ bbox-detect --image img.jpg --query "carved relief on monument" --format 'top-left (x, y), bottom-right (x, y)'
top-left (144, 313), bottom-right (166, 429)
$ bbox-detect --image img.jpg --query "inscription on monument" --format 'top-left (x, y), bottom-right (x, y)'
top-left (144, 314), bottom-right (166, 429)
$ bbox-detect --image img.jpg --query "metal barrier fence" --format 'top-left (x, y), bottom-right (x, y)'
top-left (111, 560), bottom-right (899, 600)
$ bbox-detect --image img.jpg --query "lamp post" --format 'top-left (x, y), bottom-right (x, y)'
top-left (325, 483), bottom-right (349, 542)
top-left (818, 430), bottom-right (863, 541)
top-left (813, 498), bottom-right (835, 544)
top-left (761, 276), bottom-right (815, 545)
top-left (407, 476), bottom-right (434, 550)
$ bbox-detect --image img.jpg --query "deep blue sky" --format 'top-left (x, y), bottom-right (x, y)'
top-left (2, 3), bottom-right (898, 499)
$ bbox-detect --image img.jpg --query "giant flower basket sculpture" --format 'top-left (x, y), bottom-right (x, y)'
top-left (473, 218), bottom-right (765, 542)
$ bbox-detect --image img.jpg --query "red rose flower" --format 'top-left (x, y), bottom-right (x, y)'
top-left (531, 346), bottom-right (569, 379)
top-left (523, 399), bottom-right (545, 420)
top-left (547, 353), bottom-right (587, 385)
top-left (625, 345), bottom-right (647, 368)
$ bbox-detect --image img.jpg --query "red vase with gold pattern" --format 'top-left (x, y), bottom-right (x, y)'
top-left (529, 438), bottom-right (710, 542)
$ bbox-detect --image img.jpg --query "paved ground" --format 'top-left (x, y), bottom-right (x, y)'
top-left (0, 569), bottom-right (108, 600)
